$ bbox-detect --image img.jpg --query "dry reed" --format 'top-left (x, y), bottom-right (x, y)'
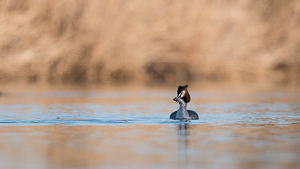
top-left (0, 0), bottom-right (299, 85)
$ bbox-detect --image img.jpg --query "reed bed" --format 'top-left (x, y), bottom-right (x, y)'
top-left (0, 0), bottom-right (299, 85)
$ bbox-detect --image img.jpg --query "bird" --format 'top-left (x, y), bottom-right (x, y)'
top-left (170, 85), bottom-right (199, 120)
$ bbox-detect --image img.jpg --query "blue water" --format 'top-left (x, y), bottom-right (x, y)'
top-left (0, 90), bottom-right (300, 169)
top-left (0, 103), bottom-right (299, 126)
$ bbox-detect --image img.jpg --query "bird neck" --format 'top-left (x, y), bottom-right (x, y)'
top-left (176, 99), bottom-right (189, 119)
top-left (177, 98), bottom-right (187, 109)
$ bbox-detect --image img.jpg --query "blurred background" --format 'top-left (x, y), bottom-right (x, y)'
top-left (0, 0), bottom-right (299, 86)
top-left (1, 2), bottom-right (300, 169)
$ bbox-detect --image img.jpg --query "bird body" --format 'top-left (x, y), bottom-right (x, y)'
top-left (170, 85), bottom-right (199, 120)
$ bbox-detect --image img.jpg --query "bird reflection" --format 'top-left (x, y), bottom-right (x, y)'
top-left (177, 123), bottom-right (190, 169)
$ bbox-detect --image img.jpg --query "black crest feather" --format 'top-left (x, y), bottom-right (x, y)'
top-left (177, 85), bottom-right (188, 95)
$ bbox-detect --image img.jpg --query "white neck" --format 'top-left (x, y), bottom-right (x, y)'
top-left (175, 99), bottom-right (189, 119)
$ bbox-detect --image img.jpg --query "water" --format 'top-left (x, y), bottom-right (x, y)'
top-left (0, 86), bottom-right (300, 169)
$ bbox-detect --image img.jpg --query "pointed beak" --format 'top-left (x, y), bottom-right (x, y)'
top-left (173, 93), bottom-right (181, 102)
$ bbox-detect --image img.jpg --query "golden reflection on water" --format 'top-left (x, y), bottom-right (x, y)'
top-left (0, 125), bottom-right (177, 168)
top-left (0, 123), bottom-right (299, 169)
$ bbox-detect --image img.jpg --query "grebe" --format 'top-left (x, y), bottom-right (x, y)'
top-left (170, 85), bottom-right (199, 120)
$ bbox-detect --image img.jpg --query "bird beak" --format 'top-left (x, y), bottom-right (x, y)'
top-left (173, 92), bottom-right (181, 102)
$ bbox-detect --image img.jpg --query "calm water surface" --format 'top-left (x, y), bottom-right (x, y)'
top-left (0, 87), bottom-right (299, 169)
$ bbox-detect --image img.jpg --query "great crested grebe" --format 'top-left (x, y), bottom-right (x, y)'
top-left (170, 85), bottom-right (199, 120)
